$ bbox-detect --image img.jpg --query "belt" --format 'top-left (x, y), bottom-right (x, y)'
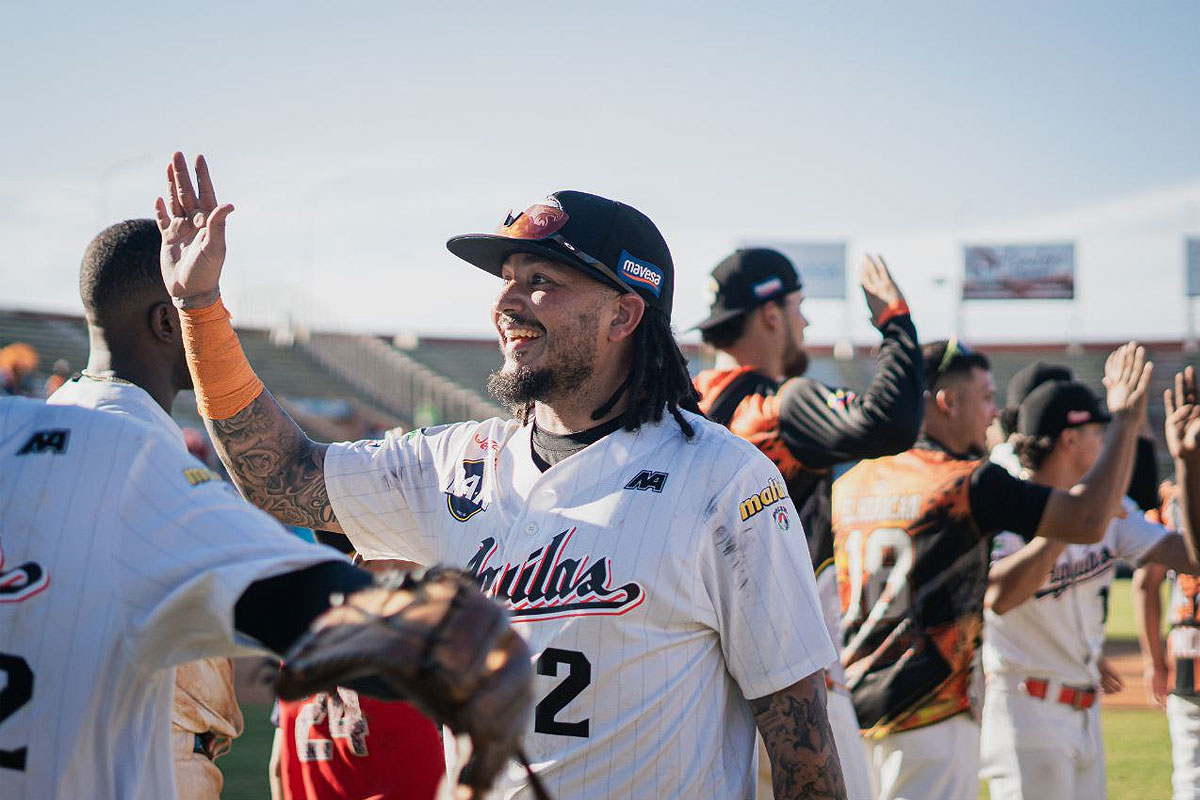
top-left (1020, 677), bottom-right (1097, 710)
top-left (193, 732), bottom-right (216, 761)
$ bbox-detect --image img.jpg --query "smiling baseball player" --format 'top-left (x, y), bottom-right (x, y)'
top-left (157, 152), bottom-right (847, 799)
top-left (981, 372), bottom-right (1200, 800)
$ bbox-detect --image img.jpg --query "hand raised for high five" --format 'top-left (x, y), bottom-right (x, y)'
top-left (1102, 342), bottom-right (1154, 419)
top-left (153, 152), bottom-right (234, 307)
top-left (1165, 366), bottom-right (1200, 464)
top-left (859, 253), bottom-right (907, 324)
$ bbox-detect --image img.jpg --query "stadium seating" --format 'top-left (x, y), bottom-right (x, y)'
top-left (2, 308), bottom-right (1193, 479)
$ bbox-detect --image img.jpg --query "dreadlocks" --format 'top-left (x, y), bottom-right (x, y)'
top-left (590, 308), bottom-right (700, 438)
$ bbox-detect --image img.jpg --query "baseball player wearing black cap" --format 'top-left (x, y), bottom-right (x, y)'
top-left (692, 248), bottom-right (924, 800)
top-left (831, 340), bottom-right (1152, 800)
top-left (980, 373), bottom-right (1200, 800)
top-left (161, 153), bottom-right (849, 800)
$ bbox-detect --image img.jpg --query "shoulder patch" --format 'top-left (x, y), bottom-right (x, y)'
top-left (738, 477), bottom-right (788, 522)
top-left (183, 467), bottom-right (222, 487)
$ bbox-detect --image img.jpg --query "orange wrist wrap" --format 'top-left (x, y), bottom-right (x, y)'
top-left (179, 297), bottom-right (265, 420)
top-left (875, 299), bottom-right (910, 328)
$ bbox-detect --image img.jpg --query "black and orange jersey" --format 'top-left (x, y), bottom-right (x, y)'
top-left (832, 437), bottom-right (1052, 736)
top-left (1153, 482), bottom-right (1200, 697)
top-left (694, 312), bottom-right (922, 575)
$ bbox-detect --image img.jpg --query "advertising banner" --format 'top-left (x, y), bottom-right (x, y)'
top-left (962, 243), bottom-right (1075, 300)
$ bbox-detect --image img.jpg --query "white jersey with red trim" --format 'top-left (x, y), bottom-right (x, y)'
top-left (983, 496), bottom-right (1168, 685)
top-left (324, 410), bottom-right (834, 800)
top-left (0, 397), bottom-right (335, 800)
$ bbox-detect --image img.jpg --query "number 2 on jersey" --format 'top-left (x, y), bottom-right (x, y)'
top-left (534, 648), bottom-right (591, 738)
top-left (0, 652), bottom-right (33, 771)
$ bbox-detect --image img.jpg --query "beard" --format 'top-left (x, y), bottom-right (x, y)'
top-left (781, 343), bottom-right (809, 379)
top-left (487, 312), bottom-right (598, 412)
top-left (779, 313), bottom-right (809, 379)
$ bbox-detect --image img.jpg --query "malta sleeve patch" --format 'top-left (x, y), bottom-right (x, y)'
top-left (182, 467), bottom-right (222, 487)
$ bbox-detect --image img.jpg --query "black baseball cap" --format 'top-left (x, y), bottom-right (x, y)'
top-left (1006, 361), bottom-right (1075, 410)
top-left (446, 190), bottom-right (675, 317)
top-left (1017, 380), bottom-right (1112, 438)
top-left (693, 248), bottom-right (801, 331)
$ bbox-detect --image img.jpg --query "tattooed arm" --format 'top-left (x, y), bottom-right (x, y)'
top-left (204, 390), bottom-right (341, 532)
top-left (750, 670), bottom-right (848, 800)
top-left (154, 153), bottom-right (341, 532)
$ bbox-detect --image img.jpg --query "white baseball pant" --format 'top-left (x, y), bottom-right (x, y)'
top-left (1168, 693), bottom-right (1200, 800)
top-left (979, 672), bottom-right (1104, 800)
top-left (867, 713), bottom-right (981, 800)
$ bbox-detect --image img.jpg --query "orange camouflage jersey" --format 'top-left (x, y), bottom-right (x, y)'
top-left (1155, 483), bottom-right (1200, 696)
top-left (832, 438), bottom-right (1051, 737)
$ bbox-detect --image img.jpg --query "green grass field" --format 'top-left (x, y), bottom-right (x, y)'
top-left (219, 703), bottom-right (274, 800)
top-left (217, 579), bottom-right (1178, 799)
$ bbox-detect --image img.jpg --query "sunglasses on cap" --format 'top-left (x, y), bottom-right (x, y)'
top-left (497, 205), bottom-right (631, 294)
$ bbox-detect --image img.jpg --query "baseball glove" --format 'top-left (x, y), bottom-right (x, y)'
top-left (275, 567), bottom-right (540, 799)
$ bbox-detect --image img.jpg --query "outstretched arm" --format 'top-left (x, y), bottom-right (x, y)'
top-left (985, 536), bottom-right (1067, 615)
top-left (750, 671), bottom-right (848, 800)
top-left (156, 152), bottom-right (339, 531)
top-left (777, 254), bottom-right (923, 467)
top-left (206, 397), bottom-right (339, 531)
top-left (1164, 367), bottom-right (1200, 564)
top-left (1029, 343), bottom-right (1152, 544)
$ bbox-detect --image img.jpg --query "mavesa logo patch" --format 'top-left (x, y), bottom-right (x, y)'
top-left (618, 250), bottom-right (663, 297)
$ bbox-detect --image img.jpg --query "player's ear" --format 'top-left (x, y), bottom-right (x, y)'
top-left (148, 301), bottom-right (176, 344)
top-left (933, 386), bottom-right (955, 416)
top-left (607, 292), bottom-right (645, 343)
top-left (758, 300), bottom-right (784, 332)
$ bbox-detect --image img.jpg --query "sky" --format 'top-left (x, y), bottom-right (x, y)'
top-left (3, 2), bottom-right (1200, 344)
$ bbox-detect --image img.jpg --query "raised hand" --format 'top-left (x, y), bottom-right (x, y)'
top-left (1165, 366), bottom-right (1200, 464)
top-left (1102, 342), bottom-right (1153, 419)
top-left (859, 253), bottom-right (907, 323)
top-left (154, 152), bottom-right (234, 307)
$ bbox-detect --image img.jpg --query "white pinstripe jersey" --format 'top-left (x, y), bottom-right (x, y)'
top-left (325, 410), bottom-right (834, 800)
top-left (0, 397), bottom-right (336, 800)
top-left (984, 496), bottom-right (1168, 685)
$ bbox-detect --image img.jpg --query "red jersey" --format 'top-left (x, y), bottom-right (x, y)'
top-left (278, 688), bottom-right (445, 800)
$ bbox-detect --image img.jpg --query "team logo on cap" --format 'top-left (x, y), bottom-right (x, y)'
top-left (1066, 410), bottom-right (1092, 425)
top-left (752, 276), bottom-right (784, 299)
top-left (618, 250), bottom-right (664, 297)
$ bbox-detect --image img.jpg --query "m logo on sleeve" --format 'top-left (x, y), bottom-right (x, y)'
top-left (16, 429), bottom-right (69, 456)
top-left (624, 470), bottom-right (668, 493)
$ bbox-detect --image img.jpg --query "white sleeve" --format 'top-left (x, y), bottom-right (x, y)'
top-left (1112, 497), bottom-right (1171, 565)
top-left (115, 435), bottom-right (341, 671)
top-left (698, 457), bottom-right (837, 701)
top-left (323, 425), bottom-right (468, 564)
